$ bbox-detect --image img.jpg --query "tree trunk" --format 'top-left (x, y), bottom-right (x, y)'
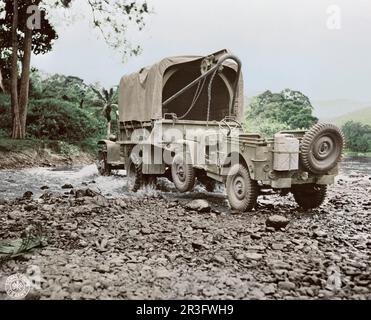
top-left (18, 25), bottom-right (33, 138)
top-left (11, 0), bottom-right (22, 139)
top-left (107, 121), bottom-right (111, 138)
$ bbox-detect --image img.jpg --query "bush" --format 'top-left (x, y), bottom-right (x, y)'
top-left (342, 121), bottom-right (371, 152)
top-left (0, 93), bottom-right (12, 136)
top-left (27, 98), bottom-right (105, 143)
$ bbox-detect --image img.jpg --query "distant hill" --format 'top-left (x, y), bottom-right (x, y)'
top-left (311, 99), bottom-right (370, 120)
top-left (327, 106), bottom-right (371, 126)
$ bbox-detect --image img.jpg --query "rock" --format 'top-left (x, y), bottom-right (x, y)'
top-left (81, 285), bottom-right (94, 294)
top-left (278, 281), bottom-right (296, 291)
top-left (155, 268), bottom-right (172, 279)
top-left (40, 186), bottom-right (49, 190)
top-left (185, 199), bottom-right (210, 212)
top-left (251, 233), bottom-right (262, 240)
top-left (7, 212), bottom-right (17, 220)
top-left (23, 191), bottom-right (33, 199)
top-left (141, 228), bottom-right (152, 235)
top-left (312, 230), bottom-right (328, 238)
top-left (266, 215), bottom-right (289, 230)
top-left (61, 183), bottom-right (73, 189)
top-left (24, 204), bottom-right (37, 211)
top-left (245, 252), bottom-right (263, 261)
top-left (213, 255), bottom-right (226, 264)
top-left (262, 284), bottom-right (276, 294)
top-left (191, 241), bottom-right (209, 250)
top-left (271, 243), bottom-right (285, 250)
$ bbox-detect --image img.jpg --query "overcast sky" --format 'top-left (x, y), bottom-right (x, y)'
top-left (33, 0), bottom-right (371, 101)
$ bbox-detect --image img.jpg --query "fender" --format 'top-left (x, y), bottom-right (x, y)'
top-left (224, 151), bottom-right (256, 180)
top-left (97, 140), bottom-right (121, 164)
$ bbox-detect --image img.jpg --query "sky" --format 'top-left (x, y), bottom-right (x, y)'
top-left (32, 0), bottom-right (371, 102)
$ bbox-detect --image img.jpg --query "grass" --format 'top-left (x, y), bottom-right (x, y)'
top-left (344, 150), bottom-right (371, 157)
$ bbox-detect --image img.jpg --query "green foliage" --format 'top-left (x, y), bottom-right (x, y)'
top-left (245, 89), bottom-right (318, 137)
top-left (0, 93), bottom-right (11, 135)
top-left (341, 121), bottom-right (371, 152)
top-left (26, 98), bottom-right (105, 143)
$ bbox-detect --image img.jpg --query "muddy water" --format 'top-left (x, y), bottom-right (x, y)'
top-left (0, 156), bottom-right (369, 200)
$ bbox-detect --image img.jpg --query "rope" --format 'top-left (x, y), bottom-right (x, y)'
top-left (206, 67), bottom-right (219, 124)
top-left (178, 77), bottom-right (206, 120)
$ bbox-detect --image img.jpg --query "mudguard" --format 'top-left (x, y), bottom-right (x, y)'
top-left (97, 140), bottom-right (121, 164)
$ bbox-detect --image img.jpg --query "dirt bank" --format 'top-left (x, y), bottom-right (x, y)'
top-left (0, 174), bottom-right (370, 300)
top-left (0, 140), bottom-right (94, 170)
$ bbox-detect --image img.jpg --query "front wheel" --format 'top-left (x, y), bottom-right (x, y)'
top-left (291, 184), bottom-right (327, 209)
top-left (171, 153), bottom-right (195, 192)
top-left (226, 164), bottom-right (258, 211)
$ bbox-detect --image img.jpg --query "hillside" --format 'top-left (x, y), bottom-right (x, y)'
top-left (311, 99), bottom-right (370, 120)
top-left (327, 106), bottom-right (371, 126)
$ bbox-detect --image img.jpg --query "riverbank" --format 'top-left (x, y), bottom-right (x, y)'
top-left (0, 173), bottom-right (370, 300)
top-left (0, 138), bottom-right (95, 170)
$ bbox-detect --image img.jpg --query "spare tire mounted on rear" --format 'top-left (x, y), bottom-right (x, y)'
top-left (300, 123), bottom-right (344, 174)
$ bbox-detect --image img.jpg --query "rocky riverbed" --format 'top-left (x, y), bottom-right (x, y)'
top-left (0, 172), bottom-right (370, 300)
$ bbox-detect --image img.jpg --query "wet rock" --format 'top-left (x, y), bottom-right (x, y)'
top-left (61, 183), bottom-right (73, 189)
top-left (23, 191), bottom-right (33, 199)
top-left (266, 215), bottom-right (289, 230)
top-left (24, 204), bottom-right (37, 211)
top-left (185, 199), bottom-right (210, 212)
top-left (40, 186), bottom-right (49, 190)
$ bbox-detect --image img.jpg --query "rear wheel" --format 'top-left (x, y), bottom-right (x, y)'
top-left (171, 153), bottom-right (195, 192)
top-left (226, 164), bottom-right (258, 211)
top-left (292, 184), bottom-right (327, 209)
top-left (97, 151), bottom-right (111, 176)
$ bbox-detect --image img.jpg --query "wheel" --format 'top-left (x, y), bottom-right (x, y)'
top-left (126, 156), bottom-right (141, 192)
top-left (171, 153), bottom-right (195, 192)
top-left (300, 123), bottom-right (344, 174)
top-left (97, 151), bottom-right (111, 176)
top-left (226, 164), bottom-right (258, 211)
top-left (292, 184), bottom-right (327, 209)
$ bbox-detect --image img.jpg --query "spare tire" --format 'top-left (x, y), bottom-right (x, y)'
top-left (300, 123), bottom-right (344, 174)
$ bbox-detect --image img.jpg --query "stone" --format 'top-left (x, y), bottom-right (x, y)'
top-left (213, 255), bottom-right (226, 264)
top-left (23, 191), bottom-right (33, 199)
top-left (266, 215), bottom-right (289, 230)
top-left (155, 268), bottom-right (172, 279)
top-left (278, 281), bottom-right (296, 291)
top-left (245, 252), bottom-right (263, 261)
top-left (185, 199), bottom-right (210, 212)
top-left (61, 183), bottom-right (73, 189)
top-left (40, 186), bottom-right (49, 190)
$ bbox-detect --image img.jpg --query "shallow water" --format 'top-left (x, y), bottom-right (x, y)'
top-left (0, 156), bottom-right (369, 200)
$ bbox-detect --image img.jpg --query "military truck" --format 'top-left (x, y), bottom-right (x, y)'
top-left (97, 49), bottom-right (344, 211)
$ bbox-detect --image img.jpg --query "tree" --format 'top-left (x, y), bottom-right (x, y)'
top-left (245, 89), bottom-right (318, 137)
top-left (341, 121), bottom-right (371, 152)
top-left (91, 87), bottom-right (118, 138)
top-left (0, 0), bottom-right (57, 138)
top-left (1, 0), bottom-right (149, 139)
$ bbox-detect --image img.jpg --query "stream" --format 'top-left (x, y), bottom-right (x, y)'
top-left (0, 156), bottom-right (370, 200)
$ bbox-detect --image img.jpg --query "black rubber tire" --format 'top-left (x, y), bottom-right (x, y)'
top-left (292, 184), bottom-right (327, 209)
top-left (300, 123), bottom-right (344, 174)
top-left (226, 164), bottom-right (258, 212)
top-left (97, 151), bottom-right (111, 176)
top-left (171, 153), bottom-right (195, 192)
top-left (126, 156), bottom-right (142, 192)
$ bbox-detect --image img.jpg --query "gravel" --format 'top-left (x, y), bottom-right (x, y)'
top-left (0, 174), bottom-right (370, 300)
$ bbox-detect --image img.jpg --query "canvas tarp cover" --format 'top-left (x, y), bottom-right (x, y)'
top-left (118, 49), bottom-right (244, 122)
